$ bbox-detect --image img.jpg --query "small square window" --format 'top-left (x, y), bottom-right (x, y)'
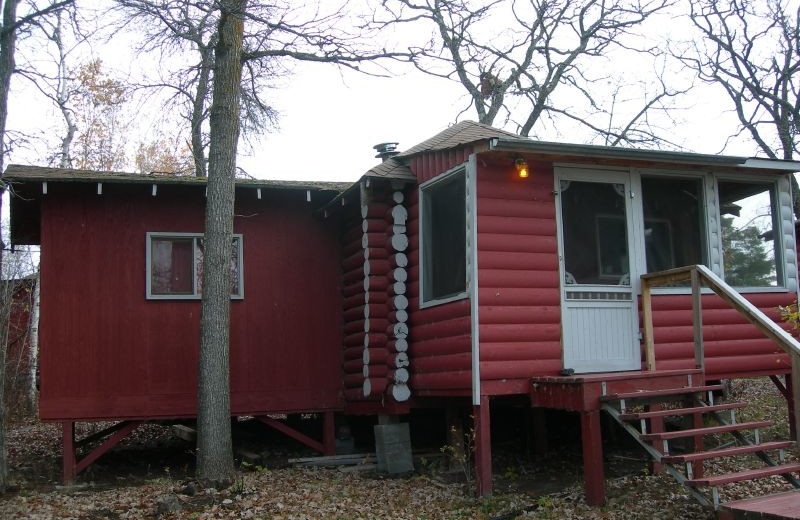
top-left (147, 233), bottom-right (243, 299)
top-left (420, 169), bottom-right (467, 305)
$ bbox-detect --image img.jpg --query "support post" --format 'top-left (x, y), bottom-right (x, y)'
top-left (580, 410), bottom-right (605, 506)
top-left (474, 395), bottom-right (492, 496)
top-left (647, 404), bottom-right (664, 475)
top-left (787, 375), bottom-right (797, 442)
top-left (62, 421), bottom-right (76, 485)
top-left (792, 353), bottom-right (800, 443)
top-left (641, 279), bottom-right (655, 371)
top-left (691, 269), bottom-right (704, 370)
top-left (692, 407), bottom-right (705, 479)
top-left (323, 411), bottom-right (336, 456)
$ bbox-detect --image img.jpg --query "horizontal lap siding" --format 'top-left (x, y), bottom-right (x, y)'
top-left (39, 183), bottom-right (343, 421)
top-left (407, 150), bottom-right (473, 393)
top-left (476, 160), bottom-right (562, 381)
top-left (645, 292), bottom-right (796, 377)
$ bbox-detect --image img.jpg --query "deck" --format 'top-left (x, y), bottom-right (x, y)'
top-left (718, 490), bottom-right (800, 519)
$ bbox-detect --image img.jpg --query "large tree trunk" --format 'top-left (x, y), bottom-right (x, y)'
top-left (0, 0), bottom-right (20, 494)
top-left (191, 46), bottom-right (213, 178)
top-left (195, 0), bottom-right (245, 486)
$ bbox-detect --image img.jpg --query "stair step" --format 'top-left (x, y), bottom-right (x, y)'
top-left (686, 462), bottom-right (800, 487)
top-left (640, 420), bottom-right (772, 441)
top-left (661, 440), bottom-right (794, 463)
top-left (601, 384), bottom-right (724, 402)
top-left (619, 402), bottom-right (747, 421)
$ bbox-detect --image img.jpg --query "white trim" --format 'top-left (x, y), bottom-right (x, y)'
top-left (146, 231), bottom-right (244, 300)
top-left (467, 154), bottom-right (481, 406)
top-left (418, 163), bottom-right (469, 308)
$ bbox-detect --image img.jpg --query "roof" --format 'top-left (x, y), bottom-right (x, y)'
top-left (396, 120), bottom-right (520, 158)
top-left (363, 157), bottom-right (415, 181)
top-left (2, 165), bottom-right (351, 192)
top-left (489, 138), bottom-right (800, 172)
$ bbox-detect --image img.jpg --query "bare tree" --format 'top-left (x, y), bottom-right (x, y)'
top-left (374, 0), bottom-right (682, 145)
top-left (111, 0), bottom-right (409, 177)
top-left (0, 0), bottom-right (73, 493)
top-left (196, 0), bottom-right (246, 486)
top-left (676, 0), bottom-right (800, 211)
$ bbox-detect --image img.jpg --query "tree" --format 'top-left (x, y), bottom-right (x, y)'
top-left (111, 0), bottom-right (408, 177)
top-left (677, 0), bottom-right (800, 213)
top-left (374, 0), bottom-right (681, 145)
top-left (0, 0), bottom-right (74, 493)
top-left (721, 216), bottom-right (775, 286)
top-left (195, 0), bottom-right (246, 485)
top-left (134, 135), bottom-right (193, 174)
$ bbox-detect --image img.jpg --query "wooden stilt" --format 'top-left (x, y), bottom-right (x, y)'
top-left (474, 396), bottom-right (492, 496)
top-left (62, 421), bottom-right (76, 485)
top-left (786, 375), bottom-right (796, 442)
top-left (323, 411), bottom-right (336, 456)
top-left (692, 402), bottom-right (705, 479)
top-left (532, 407), bottom-right (548, 458)
top-left (580, 410), bottom-right (605, 506)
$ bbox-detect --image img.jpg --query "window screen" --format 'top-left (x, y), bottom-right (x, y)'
top-left (718, 181), bottom-right (780, 287)
top-left (422, 172), bottom-right (467, 303)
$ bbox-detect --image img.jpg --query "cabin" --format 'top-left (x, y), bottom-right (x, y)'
top-left (7, 121), bottom-right (800, 512)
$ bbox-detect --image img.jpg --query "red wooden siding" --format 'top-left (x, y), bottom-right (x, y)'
top-left (407, 150), bottom-right (473, 394)
top-left (475, 159), bottom-right (562, 381)
top-left (38, 182), bottom-right (343, 421)
top-left (646, 292), bottom-right (796, 378)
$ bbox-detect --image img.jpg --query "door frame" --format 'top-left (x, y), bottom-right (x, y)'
top-left (554, 166), bottom-right (643, 373)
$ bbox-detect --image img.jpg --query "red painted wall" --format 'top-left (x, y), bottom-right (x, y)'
top-left (475, 158), bottom-right (562, 381)
top-left (38, 182), bottom-right (343, 421)
top-left (407, 150), bottom-right (473, 394)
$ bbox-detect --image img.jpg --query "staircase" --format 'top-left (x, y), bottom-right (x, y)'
top-left (601, 381), bottom-right (800, 511)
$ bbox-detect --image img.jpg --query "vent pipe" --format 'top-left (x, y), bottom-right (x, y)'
top-left (373, 142), bottom-right (400, 162)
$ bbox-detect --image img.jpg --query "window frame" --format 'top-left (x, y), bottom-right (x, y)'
top-left (146, 231), bottom-right (244, 300)
top-left (419, 165), bottom-right (469, 309)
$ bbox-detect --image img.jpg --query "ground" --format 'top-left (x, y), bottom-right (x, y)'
top-left (0, 378), bottom-right (796, 519)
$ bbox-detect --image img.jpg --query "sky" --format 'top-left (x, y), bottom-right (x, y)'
top-left (4, 0), bottom-right (792, 184)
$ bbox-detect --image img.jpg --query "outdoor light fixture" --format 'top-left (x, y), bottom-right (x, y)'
top-left (515, 158), bottom-right (529, 179)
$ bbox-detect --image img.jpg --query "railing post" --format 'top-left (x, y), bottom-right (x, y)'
top-left (792, 353), bottom-right (800, 442)
top-left (690, 268), bottom-right (704, 371)
top-left (641, 277), bottom-right (656, 371)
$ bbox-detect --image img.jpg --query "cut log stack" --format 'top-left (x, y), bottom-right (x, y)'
top-left (341, 184), bottom-right (412, 403)
top-left (384, 189), bottom-right (411, 402)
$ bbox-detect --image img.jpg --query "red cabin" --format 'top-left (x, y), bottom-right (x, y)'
top-left (7, 121), bottom-right (800, 508)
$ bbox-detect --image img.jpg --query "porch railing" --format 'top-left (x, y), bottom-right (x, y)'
top-left (640, 264), bottom-right (800, 439)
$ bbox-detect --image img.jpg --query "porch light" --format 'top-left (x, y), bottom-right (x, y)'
top-left (515, 158), bottom-right (529, 178)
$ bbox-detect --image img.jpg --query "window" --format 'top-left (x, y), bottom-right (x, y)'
top-left (717, 180), bottom-right (780, 287)
top-left (641, 176), bottom-right (706, 273)
top-left (420, 169), bottom-right (467, 305)
top-left (146, 232), bottom-right (243, 299)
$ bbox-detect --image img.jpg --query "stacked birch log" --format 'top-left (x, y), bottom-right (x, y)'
top-left (341, 183), bottom-right (411, 403)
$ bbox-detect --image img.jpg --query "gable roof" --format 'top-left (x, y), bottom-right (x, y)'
top-left (363, 157), bottom-right (415, 180)
top-left (2, 165), bottom-right (351, 192)
top-left (396, 120), bottom-right (521, 158)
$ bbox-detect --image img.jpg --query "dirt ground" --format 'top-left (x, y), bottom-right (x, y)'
top-left (0, 377), bottom-right (796, 519)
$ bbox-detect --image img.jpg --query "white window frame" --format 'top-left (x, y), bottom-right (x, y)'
top-left (419, 165), bottom-right (469, 309)
top-left (146, 232), bottom-right (244, 300)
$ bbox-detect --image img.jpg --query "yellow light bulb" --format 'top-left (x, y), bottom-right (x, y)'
top-left (515, 158), bottom-right (529, 179)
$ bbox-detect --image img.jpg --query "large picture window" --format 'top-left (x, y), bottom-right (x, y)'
top-left (420, 169), bottom-right (467, 305)
top-left (147, 232), bottom-right (244, 299)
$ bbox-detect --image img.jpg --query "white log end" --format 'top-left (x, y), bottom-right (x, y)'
top-left (392, 224), bottom-right (407, 235)
top-left (390, 234), bottom-right (409, 252)
top-left (361, 204), bottom-right (369, 219)
top-left (391, 384), bottom-right (411, 402)
top-left (363, 261), bottom-right (371, 277)
top-left (392, 191), bottom-right (404, 204)
top-left (363, 305), bottom-right (370, 319)
top-left (393, 294), bottom-right (409, 311)
top-left (393, 252), bottom-right (408, 268)
top-left (362, 364), bottom-right (370, 378)
top-left (391, 205), bottom-right (408, 225)
top-left (393, 281), bottom-right (406, 295)
top-left (394, 309), bottom-right (408, 323)
top-left (393, 338), bottom-right (408, 353)
top-left (393, 322), bottom-right (409, 339)
top-left (363, 277), bottom-right (370, 292)
top-left (363, 379), bottom-right (372, 397)
top-left (393, 368), bottom-right (410, 384)
top-left (361, 219), bottom-right (369, 233)
top-left (393, 267), bottom-right (408, 282)
top-left (363, 318), bottom-right (371, 333)
top-left (394, 351), bottom-right (410, 368)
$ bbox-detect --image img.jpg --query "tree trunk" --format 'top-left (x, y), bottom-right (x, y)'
top-left (0, 0), bottom-right (20, 494)
top-left (195, 0), bottom-right (245, 486)
top-left (191, 46), bottom-right (213, 178)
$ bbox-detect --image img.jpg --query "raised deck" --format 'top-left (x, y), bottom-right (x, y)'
top-left (718, 490), bottom-right (800, 519)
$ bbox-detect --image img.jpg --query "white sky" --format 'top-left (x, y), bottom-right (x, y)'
top-left (4, 0), bottom-right (794, 183)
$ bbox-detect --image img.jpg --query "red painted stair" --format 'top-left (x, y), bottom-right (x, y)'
top-left (600, 381), bottom-right (799, 512)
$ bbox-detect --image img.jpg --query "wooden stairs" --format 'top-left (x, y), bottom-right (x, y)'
top-left (601, 380), bottom-right (800, 514)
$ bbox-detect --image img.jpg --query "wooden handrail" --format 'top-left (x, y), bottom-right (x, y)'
top-left (640, 264), bottom-right (800, 441)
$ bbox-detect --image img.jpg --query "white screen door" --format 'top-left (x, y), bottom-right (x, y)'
top-left (556, 169), bottom-right (641, 373)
